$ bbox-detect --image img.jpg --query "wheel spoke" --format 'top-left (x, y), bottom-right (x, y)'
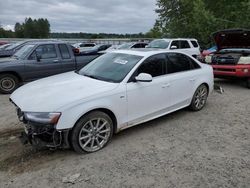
top-left (97, 121), bottom-right (107, 132)
top-left (97, 134), bottom-right (106, 140)
top-left (96, 118), bottom-right (101, 129)
top-left (81, 127), bottom-right (91, 133)
top-left (99, 128), bottom-right (110, 134)
top-left (89, 120), bottom-right (94, 129)
top-left (96, 138), bottom-right (101, 147)
top-left (80, 134), bottom-right (91, 140)
top-left (82, 138), bottom-right (92, 148)
top-left (90, 138), bottom-right (95, 148)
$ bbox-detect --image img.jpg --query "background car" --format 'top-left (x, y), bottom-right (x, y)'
top-left (204, 29), bottom-right (250, 88)
top-left (80, 44), bottom-right (112, 55)
top-left (147, 38), bottom-right (201, 58)
top-left (117, 42), bottom-right (148, 49)
top-left (0, 41), bottom-right (8, 46)
top-left (73, 42), bottom-right (96, 52)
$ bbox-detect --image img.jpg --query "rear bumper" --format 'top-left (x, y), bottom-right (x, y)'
top-left (212, 64), bottom-right (250, 78)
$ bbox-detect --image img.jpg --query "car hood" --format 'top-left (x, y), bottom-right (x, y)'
top-left (0, 57), bottom-right (18, 63)
top-left (10, 72), bottom-right (119, 112)
top-left (213, 29), bottom-right (250, 50)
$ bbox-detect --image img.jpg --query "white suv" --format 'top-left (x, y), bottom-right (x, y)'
top-left (147, 38), bottom-right (201, 58)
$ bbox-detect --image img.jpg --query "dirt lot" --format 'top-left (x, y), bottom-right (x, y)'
top-left (0, 79), bottom-right (249, 188)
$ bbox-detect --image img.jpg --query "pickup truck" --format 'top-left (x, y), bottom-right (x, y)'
top-left (0, 41), bottom-right (99, 94)
top-left (204, 29), bottom-right (250, 88)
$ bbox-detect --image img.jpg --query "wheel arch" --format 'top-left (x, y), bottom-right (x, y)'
top-left (0, 71), bottom-right (23, 82)
top-left (73, 108), bottom-right (118, 134)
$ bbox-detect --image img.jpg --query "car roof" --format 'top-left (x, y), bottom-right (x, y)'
top-left (25, 41), bottom-right (66, 45)
top-left (111, 48), bottom-right (185, 57)
top-left (156, 38), bottom-right (198, 41)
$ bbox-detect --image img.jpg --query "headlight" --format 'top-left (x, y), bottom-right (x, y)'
top-left (24, 112), bottom-right (61, 124)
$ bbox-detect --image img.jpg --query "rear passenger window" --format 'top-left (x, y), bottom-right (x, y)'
top-left (166, 53), bottom-right (191, 73)
top-left (180, 41), bottom-right (190, 48)
top-left (59, 44), bottom-right (71, 59)
top-left (191, 40), bottom-right (199, 47)
top-left (189, 58), bottom-right (201, 69)
top-left (137, 54), bottom-right (166, 77)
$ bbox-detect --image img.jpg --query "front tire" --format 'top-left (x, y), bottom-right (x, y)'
top-left (190, 84), bottom-right (208, 111)
top-left (70, 111), bottom-right (113, 154)
top-left (0, 74), bottom-right (19, 94)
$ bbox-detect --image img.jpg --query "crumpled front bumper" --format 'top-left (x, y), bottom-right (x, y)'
top-left (12, 102), bottom-right (70, 149)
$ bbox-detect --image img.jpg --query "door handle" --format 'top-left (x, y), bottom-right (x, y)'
top-left (162, 83), bottom-right (171, 88)
top-left (53, 59), bottom-right (59, 63)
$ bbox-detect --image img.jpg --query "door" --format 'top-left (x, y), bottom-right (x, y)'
top-left (165, 52), bottom-right (200, 108)
top-left (58, 44), bottom-right (76, 72)
top-left (126, 53), bottom-right (171, 125)
top-left (24, 44), bottom-right (62, 81)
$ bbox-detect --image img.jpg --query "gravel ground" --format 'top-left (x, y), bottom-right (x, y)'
top-left (0, 79), bottom-right (249, 188)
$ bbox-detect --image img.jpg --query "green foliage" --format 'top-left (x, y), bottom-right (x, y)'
top-left (14, 17), bottom-right (50, 38)
top-left (154, 0), bottom-right (250, 47)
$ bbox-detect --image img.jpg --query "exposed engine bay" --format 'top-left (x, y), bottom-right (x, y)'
top-left (206, 50), bottom-right (250, 65)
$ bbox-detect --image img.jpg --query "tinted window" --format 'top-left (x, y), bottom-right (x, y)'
top-left (170, 41), bottom-right (180, 49)
top-left (191, 40), bottom-right (199, 47)
top-left (137, 54), bottom-right (166, 77)
top-left (132, 43), bottom-right (142, 48)
top-left (180, 40), bottom-right (190, 49)
top-left (59, 44), bottom-right (71, 59)
top-left (189, 58), bottom-right (201, 69)
top-left (140, 43), bottom-right (147, 48)
top-left (80, 43), bottom-right (95, 47)
top-left (166, 53), bottom-right (191, 73)
top-left (30, 44), bottom-right (57, 60)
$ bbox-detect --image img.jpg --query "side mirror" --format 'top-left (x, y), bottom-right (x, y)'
top-left (135, 73), bottom-right (153, 82)
top-left (170, 45), bottom-right (177, 49)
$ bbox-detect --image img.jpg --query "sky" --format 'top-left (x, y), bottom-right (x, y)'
top-left (0, 0), bottom-right (157, 34)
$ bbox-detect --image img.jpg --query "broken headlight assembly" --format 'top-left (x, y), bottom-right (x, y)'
top-left (24, 112), bottom-right (61, 125)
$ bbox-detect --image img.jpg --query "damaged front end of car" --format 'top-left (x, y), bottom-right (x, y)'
top-left (14, 106), bottom-right (70, 150)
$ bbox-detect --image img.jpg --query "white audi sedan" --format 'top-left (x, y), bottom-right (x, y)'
top-left (10, 49), bottom-right (214, 153)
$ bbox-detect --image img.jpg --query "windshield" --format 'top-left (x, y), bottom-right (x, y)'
top-left (5, 41), bottom-right (24, 50)
top-left (147, 39), bottom-right (170, 49)
top-left (118, 43), bottom-right (134, 49)
top-left (79, 53), bottom-right (143, 83)
top-left (13, 44), bottom-right (35, 59)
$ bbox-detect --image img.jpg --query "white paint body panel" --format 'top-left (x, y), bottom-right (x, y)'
top-left (10, 50), bottom-right (214, 132)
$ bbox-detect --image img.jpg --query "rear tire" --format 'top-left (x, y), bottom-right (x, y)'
top-left (0, 74), bottom-right (19, 94)
top-left (190, 84), bottom-right (208, 111)
top-left (70, 111), bottom-right (113, 154)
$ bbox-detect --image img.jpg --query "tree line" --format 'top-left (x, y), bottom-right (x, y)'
top-left (0, 17), bottom-right (50, 38)
top-left (0, 17), bottom-right (148, 39)
top-left (148, 0), bottom-right (250, 47)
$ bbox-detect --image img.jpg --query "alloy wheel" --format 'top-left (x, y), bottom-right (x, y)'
top-left (78, 118), bottom-right (111, 152)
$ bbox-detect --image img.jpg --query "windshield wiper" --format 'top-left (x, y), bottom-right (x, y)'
top-left (83, 74), bottom-right (101, 81)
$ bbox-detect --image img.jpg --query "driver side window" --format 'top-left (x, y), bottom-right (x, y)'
top-left (29, 44), bottom-right (57, 60)
top-left (137, 54), bottom-right (166, 77)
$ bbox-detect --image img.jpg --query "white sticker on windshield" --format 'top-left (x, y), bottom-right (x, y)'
top-left (114, 58), bottom-right (128, 65)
